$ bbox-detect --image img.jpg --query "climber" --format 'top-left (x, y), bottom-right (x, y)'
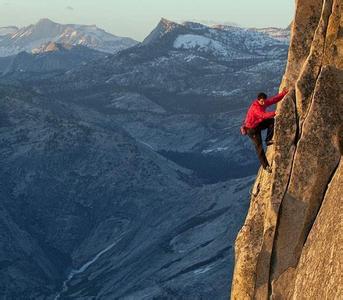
top-left (241, 88), bottom-right (288, 173)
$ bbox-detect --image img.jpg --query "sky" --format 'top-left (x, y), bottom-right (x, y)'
top-left (0, 0), bottom-right (295, 41)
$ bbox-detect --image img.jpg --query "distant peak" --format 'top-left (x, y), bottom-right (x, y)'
top-left (142, 18), bottom-right (181, 45)
top-left (158, 18), bottom-right (182, 32)
top-left (36, 18), bottom-right (57, 26)
top-left (160, 18), bottom-right (179, 26)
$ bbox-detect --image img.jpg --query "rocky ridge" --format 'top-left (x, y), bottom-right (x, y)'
top-left (0, 43), bottom-right (107, 76)
top-left (231, 0), bottom-right (343, 299)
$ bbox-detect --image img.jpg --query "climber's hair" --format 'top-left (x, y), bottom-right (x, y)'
top-left (257, 92), bottom-right (268, 100)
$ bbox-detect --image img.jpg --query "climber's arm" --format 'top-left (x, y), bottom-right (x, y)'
top-left (261, 111), bottom-right (276, 119)
top-left (264, 89), bottom-right (288, 106)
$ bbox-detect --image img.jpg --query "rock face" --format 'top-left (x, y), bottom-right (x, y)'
top-left (231, 0), bottom-right (343, 299)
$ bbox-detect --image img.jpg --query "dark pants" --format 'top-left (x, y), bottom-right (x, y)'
top-left (247, 118), bottom-right (274, 169)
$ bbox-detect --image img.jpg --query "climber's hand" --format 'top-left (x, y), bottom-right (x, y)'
top-left (282, 87), bottom-right (289, 94)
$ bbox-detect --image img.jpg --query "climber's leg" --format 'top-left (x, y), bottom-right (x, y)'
top-left (247, 128), bottom-right (269, 169)
top-left (259, 118), bottom-right (275, 145)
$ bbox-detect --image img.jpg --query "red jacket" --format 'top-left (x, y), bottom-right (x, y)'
top-left (244, 91), bottom-right (287, 129)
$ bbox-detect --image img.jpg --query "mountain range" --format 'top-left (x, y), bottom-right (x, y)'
top-left (0, 18), bottom-right (290, 299)
top-left (33, 18), bottom-right (289, 114)
top-left (0, 18), bottom-right (138, 57)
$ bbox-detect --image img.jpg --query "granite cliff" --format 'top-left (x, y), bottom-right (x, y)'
top-left (231, 0), bottom-right (343, 299)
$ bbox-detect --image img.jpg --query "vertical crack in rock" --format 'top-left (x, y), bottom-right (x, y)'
top-left (302, 157), bottom-right (340, 248)
top-left (281, 0), bottom-right (324, 88)
top-left (253, 91), bottom-right (299, 299)
top-left (292, 160), bottom-right (342, 299)
top-left (266, 93), bottom-right (300, 298)
top-left (295, 0), bottom-right (333, 129)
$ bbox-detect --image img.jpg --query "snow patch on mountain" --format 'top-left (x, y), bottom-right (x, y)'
top-left (174, 34), bottom-right (228, 56)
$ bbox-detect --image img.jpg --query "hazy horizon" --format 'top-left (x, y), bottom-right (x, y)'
top-left (0, 0), bottom-right (294, 41)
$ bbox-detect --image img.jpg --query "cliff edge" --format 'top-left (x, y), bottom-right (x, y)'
top-left (231, 0), bottom-right (343, 299)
